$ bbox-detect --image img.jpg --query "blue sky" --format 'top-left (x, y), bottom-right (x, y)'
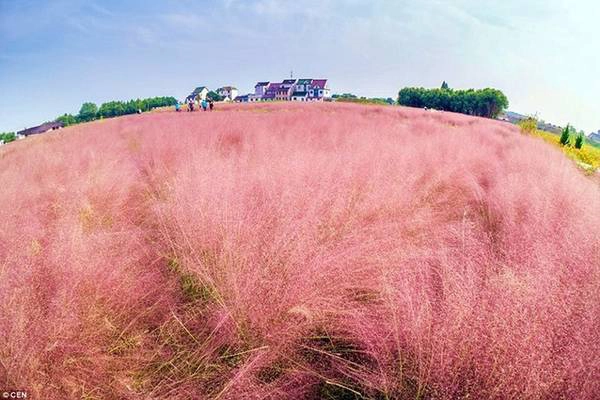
top-left (1, 0), bottom-right (599, 133)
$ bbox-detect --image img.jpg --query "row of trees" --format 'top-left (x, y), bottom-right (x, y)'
top-left (397, 85), bottom-right (509, 118)
top-left (56, 96), bottom-right (178, 126)
top-left (332, 93), bottom-right (395, 105)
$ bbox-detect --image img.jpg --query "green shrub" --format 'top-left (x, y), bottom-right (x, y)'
top-left (518, 117), bottom-right (538, 135)
top-left (575, 133), bottom-right (584, 149)
top-left (560, 125), bottom-right (571, 146)
top-left (0, 132), bottom-right (17, 143)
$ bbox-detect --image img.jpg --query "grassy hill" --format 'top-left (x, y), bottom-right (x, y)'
top-left (1, 103), bottom-right (599, 399)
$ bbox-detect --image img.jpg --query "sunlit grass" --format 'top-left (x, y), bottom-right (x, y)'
top-left (534, 129), bottom-right (600, 170)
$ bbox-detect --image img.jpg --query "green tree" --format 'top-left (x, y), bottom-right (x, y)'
top-left (78, 102), bottom-right (98, 122)
top-left (575, 132), bottom-right (584, 149)
top-left (477, 88), bottom-right (509, 119)
top-left (56, 113), bottom-right (77, 126)
top-left (441, 81), bottom-right (450, 90)
top-left (559, 125), bottom-right (571, 146)
top-left (98, 101), bottom-right (126, 118)
top-left (206, 91), bottom-right (224, 101)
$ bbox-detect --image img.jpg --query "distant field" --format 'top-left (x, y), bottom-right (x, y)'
top-left (1, 103), bottom-right (599, 399)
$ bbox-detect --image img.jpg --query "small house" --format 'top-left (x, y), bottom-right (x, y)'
top-left (217, 86), bottom-right (239, 101)
top-left (17, 121), bottom-right (64, 137)
top-left (263, 83), bottom-right (281, 101)
top-left (588, 131), bottom-right (600, 144)
top-left (186, 86), bottom-right (209, 102)
top-left (277, 79), bottom-right (297, 100)
top-left (308, 79), bottom-right (330, 100)
top-left (254, 82), bottom-right (270, 98)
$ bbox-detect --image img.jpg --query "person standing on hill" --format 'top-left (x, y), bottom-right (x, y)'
top-left (175, 102), bottom-right (181, 112)
top-left (209, 100), bottom-right (214, 111)
top-left (201, 99), bottom-right (208, 111)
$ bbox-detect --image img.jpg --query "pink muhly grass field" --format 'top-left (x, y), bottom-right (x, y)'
top-left (0, 102), bottom-right (599, 399)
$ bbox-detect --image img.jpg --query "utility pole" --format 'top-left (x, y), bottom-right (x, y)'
top-left (290, 70), bottom-right (293, 79)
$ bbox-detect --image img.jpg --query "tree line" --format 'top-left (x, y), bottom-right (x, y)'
top-left (332, 93), bottom-right (395, 105)
top-left (397, 84), bottom-right (509, 118)
top-left (56, 96), bottom-right (178, 126)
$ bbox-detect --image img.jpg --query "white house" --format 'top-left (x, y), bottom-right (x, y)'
top-left (217, 86), bottom-right (239, 101)
top-left (186, 86), bottom-right (209, 102)
top-left (290, 79), bottom-right (331, 102)
top-left (309, 79), bottom-right (331, 100)
top-left (254, 82), bottom-right (270, 97)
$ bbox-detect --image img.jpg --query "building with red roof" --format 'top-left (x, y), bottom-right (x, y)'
top-left (246, 78), bottom-right (331, 102)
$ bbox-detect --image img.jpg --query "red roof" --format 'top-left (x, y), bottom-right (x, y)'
top-left (311, 79), bottom-right (327, 89)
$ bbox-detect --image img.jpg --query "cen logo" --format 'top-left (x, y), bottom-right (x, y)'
top-left (1, 392), bottom-right (28, 399)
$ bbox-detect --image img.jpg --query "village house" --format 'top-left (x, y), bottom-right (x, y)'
top-left (589, 130), bottom-right (600, 144)
top-left (17, 121), bottom-right (64, 137)
top-left (263, 83), bottom-right (282, 101)
top-left (243, 82), bottom-right (270, 102)
top-left (291, 79), bottom-right (330, 102)
top-left (254, 82), bottom-right (270, 97)
top-left (186, 86), bottom-right (209, 102)
top-left (276, 79), bottom-right (296, 100)
top-left (236, 78), bottom-right (331, 102)
top-left (234, 94), bottom-right (250, 103)
top-left (290, 78), bottom-right (310, 101)
top-left (217, 86), bottom-right (239, 101)
top-left (308, 79), bottom-right (330, 100)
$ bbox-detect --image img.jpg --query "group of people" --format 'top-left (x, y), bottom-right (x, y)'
top-left (175, 96), bottom-right (214, 112)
